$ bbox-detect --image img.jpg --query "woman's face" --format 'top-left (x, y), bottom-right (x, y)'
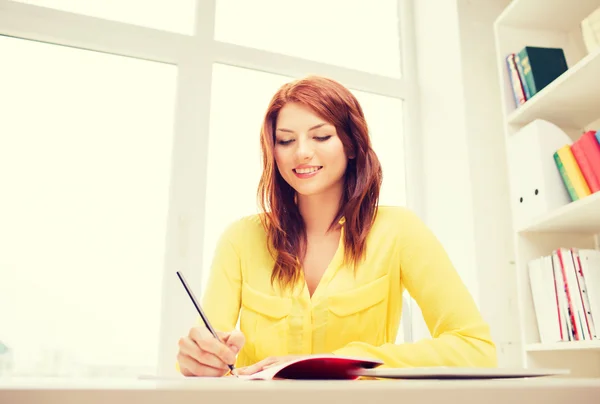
top-left (273, 102), bottom-right (349, 198)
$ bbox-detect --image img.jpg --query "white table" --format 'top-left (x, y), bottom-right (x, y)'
top-left (1, 376), bottom-right (599, 404)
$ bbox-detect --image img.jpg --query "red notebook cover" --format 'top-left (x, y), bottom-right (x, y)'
top-left (237, 355), bottom-right (383, 380)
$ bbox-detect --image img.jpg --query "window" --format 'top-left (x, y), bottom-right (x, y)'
top-left (1, 0), bottom-right (416, 378)
top-left (0, 35), bottom-right (177, 377)
top-left (214, 0), bottom-right (402, 78)
top-left (13, 0), bottom-right (197, 35)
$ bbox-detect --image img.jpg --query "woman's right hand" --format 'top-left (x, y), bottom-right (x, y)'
top-left (177, 326), bottom-right (245, 377)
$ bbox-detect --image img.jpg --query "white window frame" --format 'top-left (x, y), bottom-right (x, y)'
top-left (0, 0), bottom-right (423, 376)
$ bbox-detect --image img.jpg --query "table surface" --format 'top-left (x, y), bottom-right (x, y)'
top-left (1, 376), bottom-right (599, 404)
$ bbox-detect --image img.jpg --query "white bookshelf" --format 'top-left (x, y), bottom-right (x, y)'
top-left (518, 191), bottom-right (600, 234)
top-left (494, 0), bottom-right (600, 378)
top-left (526, 340), bottom-right (600, 352)
top-left (506, 47), bottom-right (600, 128)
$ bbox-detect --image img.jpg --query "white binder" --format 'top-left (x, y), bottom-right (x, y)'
top-left (506, 119), bottom-right (573, 230)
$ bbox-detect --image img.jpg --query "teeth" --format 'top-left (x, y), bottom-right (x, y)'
top-left (295, 167), bottom-right (321, 174)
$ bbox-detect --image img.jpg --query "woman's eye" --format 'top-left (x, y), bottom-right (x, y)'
top-left (314, 135), bottom-right (332, 142)
top-left (276, 139), bottom-right (294, 145)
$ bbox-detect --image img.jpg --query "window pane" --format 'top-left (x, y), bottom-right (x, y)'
top-left (203, 64), bottom-right (406, 288)
top-left (202, 65), bottom-right (290, 295)
top-left (14, 0), bottom-right (196, 35)
top-left (0, 36), bottom-right (177, 377)
top-left (214, 0), bottom-right (402, 78)
top-left (350, 90), bottom-right (405, 207)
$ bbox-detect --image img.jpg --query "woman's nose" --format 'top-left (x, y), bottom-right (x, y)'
top-left (295, 138), bottom-right (314, 160)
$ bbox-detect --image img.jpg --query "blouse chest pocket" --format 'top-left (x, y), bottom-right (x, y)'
top-left (326, 274), bottom-right (390, 348)
top-left (240, 282), bottom-right (292, 361)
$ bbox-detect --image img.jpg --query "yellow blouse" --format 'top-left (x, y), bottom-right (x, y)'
top-left (198, 206), bottom-right (497, 369)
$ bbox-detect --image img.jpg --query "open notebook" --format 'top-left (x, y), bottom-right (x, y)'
top-left (234, 354), bottom-right (569, 380)
top-left (236, 355), bottom-right (383, 380)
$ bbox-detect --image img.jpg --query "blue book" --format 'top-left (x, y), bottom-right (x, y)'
top-left (516, 46), bottom-right (568, 97)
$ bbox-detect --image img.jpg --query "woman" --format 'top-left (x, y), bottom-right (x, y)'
top-left (176, 76), bottom-right (497, 377)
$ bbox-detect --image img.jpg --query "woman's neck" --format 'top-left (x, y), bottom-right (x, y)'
top-left (297, 184), bottom-right (344, 235)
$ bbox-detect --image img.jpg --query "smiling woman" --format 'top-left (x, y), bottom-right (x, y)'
top-left (176, 75), bottom-right (497, 378)
top-left (259, 77), bottom-right (382, 292)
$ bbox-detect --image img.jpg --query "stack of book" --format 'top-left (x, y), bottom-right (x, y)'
top-left (506, 45), bottom-right (568, 107)
top-left (553, 130), bottom-right (600, 202)
top-left (529, 248), bottom-right (600, 344)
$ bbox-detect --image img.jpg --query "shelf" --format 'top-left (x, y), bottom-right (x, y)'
top-left (506, 48), bottom-right (600, 128)
top-left (526, 340), bottom-right (600, 352)
top-left (518, 191), bottom-right (600, 233)
top-left (495, 0), bottom-right (600, 31)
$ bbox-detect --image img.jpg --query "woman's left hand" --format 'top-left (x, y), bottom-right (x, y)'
top-left (234, 355), bottom-right (305, 375)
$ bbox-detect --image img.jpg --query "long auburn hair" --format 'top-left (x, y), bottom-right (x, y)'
top-left (257, 75), bottom-right (383, 290)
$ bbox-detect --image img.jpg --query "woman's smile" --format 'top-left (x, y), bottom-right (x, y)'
top-left (293, 165), bottom-right (323, 178)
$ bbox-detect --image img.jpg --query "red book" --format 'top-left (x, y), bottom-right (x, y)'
top-left (237, 355), bottom-right (382, 380)
top-left (571, 131), bottom-right (600, 193)
top-left (557, 249), bottom-right (580, 341)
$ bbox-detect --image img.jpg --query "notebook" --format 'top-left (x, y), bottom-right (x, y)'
top-left (236, 354), bottom-right (383, 380)
top-left (353, 367), bottom-right (570, 380)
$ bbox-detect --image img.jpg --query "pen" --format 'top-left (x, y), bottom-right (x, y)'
top-left (176, 271), bottom-right (237, 375)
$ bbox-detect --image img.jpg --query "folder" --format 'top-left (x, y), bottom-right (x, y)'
top-left (354, 367), bottom-right (570, 380)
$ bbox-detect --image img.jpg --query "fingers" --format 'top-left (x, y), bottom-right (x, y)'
top-left (189, 327), bottom-right (237, 366)
top-left (236, 356), bottom-right (280, 375)
top-left (219, 330), bottom-right (245, 354)
top-left (178, 336), bottom-right (229, 370)
top-left (177, 327), bottom-right (245, 377)
top-left (177, 352), bottom-right (226, 377)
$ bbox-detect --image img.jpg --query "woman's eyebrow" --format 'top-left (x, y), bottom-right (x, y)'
top-left (276, 123), bottom-right (328, 134)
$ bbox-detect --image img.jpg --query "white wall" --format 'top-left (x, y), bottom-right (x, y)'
top-left (411, 0), bottom-right (520, 366)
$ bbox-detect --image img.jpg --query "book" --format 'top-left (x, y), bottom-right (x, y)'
top-left (556, 248), bottom-right (588, 341)
top-left (572, 249), bottom-right (597, 339)
top-left (528, 256), bottom-right (562, 343)
top-left (578, 249), bottom-right (600, 335)
top-left (235, 355), bottom-right (569, 381)
top-left (516, 46), bottom-right (568, 98)
top-left (505, 53), bottom-right (527, 107)
top-left (514, 52), bottom-right (531, 100)
top-left (555, 145), bottom-right (591, 200)
top-left (236, 355), bottom-right (383, 380)
top-left (571, 131), bottom-right (600, 194)
top-left (528, 249), bottom-right (600, 343)
top-left (354, 367), bottom-right (570, 380)
top-left (554, 151), bottom-right (579, 202)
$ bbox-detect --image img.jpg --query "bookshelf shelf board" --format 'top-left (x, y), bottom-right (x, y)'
top-left (518, 191), bottom-right (600, 234)
top-left (495, 0), bottom-right (600, 31)
top-left (526, 340), bottom-right (600, 352)
top-left (506, 48), bottom-right (600, 128)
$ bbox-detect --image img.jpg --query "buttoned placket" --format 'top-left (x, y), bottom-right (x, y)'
top-left (288, 217), bottom-right (346, 354)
